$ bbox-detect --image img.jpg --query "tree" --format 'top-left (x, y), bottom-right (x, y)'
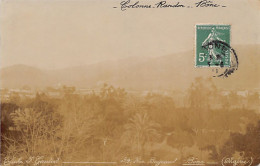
top-left (188, 77), bottom-right (218, 109)
top-left (122, 113), bottom-right (161, 157)
top-left (219, 121), bottom-right (260, 166)
top-left (2, 107), bottom-right (62, 159)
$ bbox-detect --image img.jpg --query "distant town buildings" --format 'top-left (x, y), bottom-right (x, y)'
top-left (1, 87), bottom-right (259, 110)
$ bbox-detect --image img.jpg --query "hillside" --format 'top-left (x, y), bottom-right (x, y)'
top-left (1, 45), bottom-right (259, 90)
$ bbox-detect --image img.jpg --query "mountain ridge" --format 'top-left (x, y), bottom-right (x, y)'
top-left (1, 45), bottom-right (259, 90)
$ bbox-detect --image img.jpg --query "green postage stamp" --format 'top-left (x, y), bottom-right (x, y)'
top-left (195, 24), bottom-right (231, 67)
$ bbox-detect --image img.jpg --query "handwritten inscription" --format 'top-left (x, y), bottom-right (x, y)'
top-left (184, 157), bottom-right (205, 165)
top-left (222, 157), bottom-right (253, 166)
top-left (115, 0), bottom-right (226, 11)
top-left (120, 157), bottom-right (178, 166)
top-left (4, 156), bottom-right (60, 166)
top-left (195, 0), bottom-right (224, 7)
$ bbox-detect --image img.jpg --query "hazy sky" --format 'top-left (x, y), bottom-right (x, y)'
top-left (1, 0), bottom-right (260, 69)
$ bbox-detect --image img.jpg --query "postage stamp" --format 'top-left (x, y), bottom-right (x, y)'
top-left (195, 24), bottom-right (231, 67)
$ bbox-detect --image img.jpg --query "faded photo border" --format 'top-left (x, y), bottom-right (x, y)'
top-left (1, 0), bottom-right (260, 166)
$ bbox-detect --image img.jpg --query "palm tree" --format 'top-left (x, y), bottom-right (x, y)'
top-left (122, 113), bottom-right (161, 156)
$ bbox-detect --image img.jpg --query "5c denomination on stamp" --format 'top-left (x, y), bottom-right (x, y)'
top-left (196, 24), bottom-right (231, 67)
top-left (195, 24), bottom-right (238, 77)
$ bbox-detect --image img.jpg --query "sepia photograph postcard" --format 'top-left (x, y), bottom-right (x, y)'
top-left (0, 0), bottom-right (260, 165)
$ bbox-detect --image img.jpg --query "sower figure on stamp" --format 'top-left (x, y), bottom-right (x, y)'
top-left (202, 28), bottom-right (225, 63)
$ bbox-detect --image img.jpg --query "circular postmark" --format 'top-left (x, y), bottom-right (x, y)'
top-left (201, 40), bottom-right (238, 77)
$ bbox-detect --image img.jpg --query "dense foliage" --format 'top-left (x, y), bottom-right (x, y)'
top-left (1, 79), bottom-right (260, 165)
